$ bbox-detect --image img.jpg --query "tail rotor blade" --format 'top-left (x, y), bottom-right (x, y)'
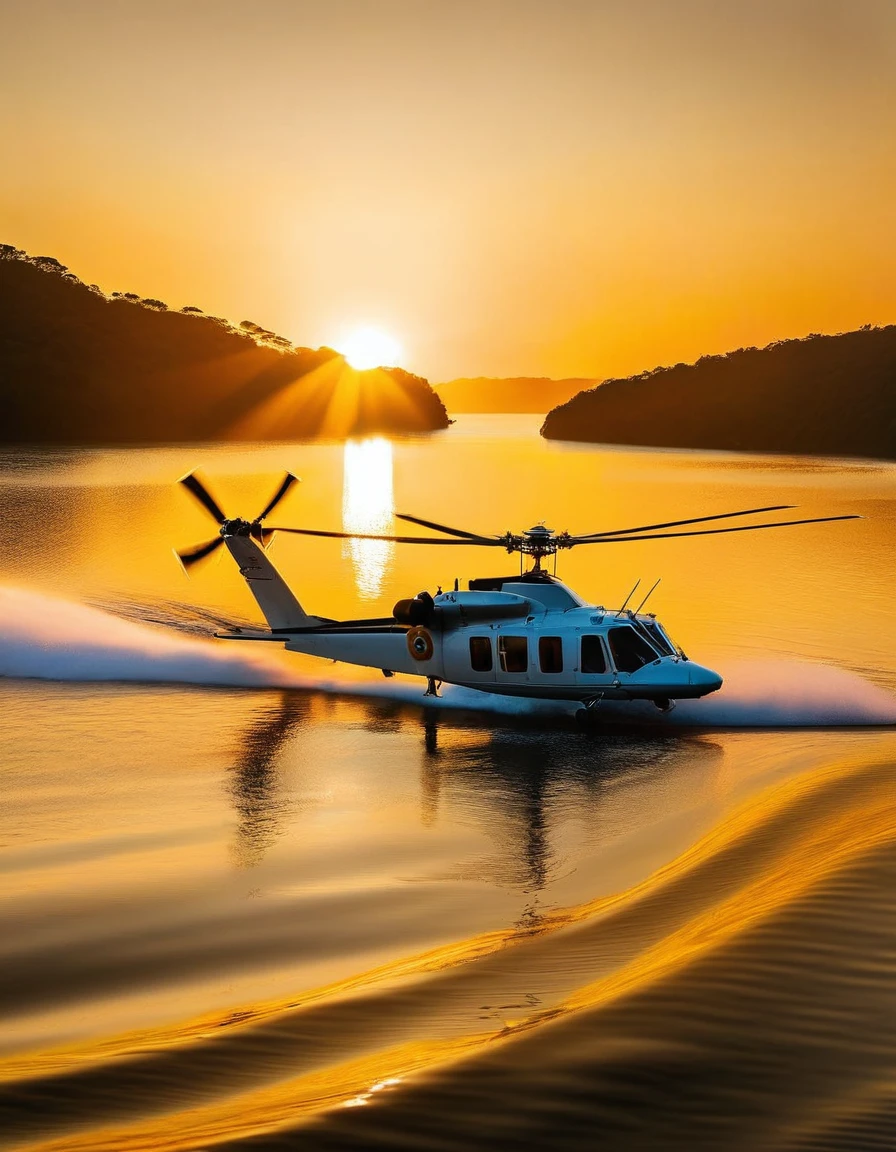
top-left (255, 472), bottom-right (300, 523)
top-left (176, 535), bottom-right (225, 570)
top-left (179, 472), bottom-right (227, 524)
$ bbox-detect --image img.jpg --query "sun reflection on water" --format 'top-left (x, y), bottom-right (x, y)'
top-left (342, 438), bottom-right (395, 601)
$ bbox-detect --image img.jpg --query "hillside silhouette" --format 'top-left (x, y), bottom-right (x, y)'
top-left (0, 246), bottom-right (448, 444)
top-left (436, 376), bottom-right (594, 414)
top-left (542, 328), bottom-right (896, 460)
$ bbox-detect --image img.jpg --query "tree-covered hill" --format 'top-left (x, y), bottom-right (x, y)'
top-left (541, 328), bottom-right (896, 460)
top-left (0, 246), bottom-right (448, 444)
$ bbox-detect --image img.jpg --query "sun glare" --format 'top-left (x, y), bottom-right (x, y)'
top-left (340, 326), bottom-right (403, 370)
top-left (343, 437), bottom-right (394, 600)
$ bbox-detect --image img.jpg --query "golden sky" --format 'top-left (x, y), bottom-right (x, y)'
top-left (2, 0), bottom-right (894, 381)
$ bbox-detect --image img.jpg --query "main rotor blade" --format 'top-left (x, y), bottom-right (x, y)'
top-left (178, 472), bottom-right (227, 524)
top-left (571, 514), bottom-right (861, 546)
top-left (572, 504), bottom-right (795, 541)
top-left (176, 535), bottom-right (225, 568)
top-left (396, 513), bottom-right (497, 542)
top-left (268, 526), bottom-right (506, 545)
top-left (255, 472), bottom-right (300, 522)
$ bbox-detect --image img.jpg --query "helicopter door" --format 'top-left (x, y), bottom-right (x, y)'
top-left (494, 628), bottom-right (530, 687)
top-left (527, 634), bottom-right (566, 689)
top-left (574, 633), bottom-right (615, 692)
top-left (444, 631), bottom-right (497, 685)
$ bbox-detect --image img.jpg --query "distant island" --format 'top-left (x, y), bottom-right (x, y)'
top-left (0, 245), bottom-right (448, 444)
top-left (436, 376), bottom-right (595, 414)
top-left (542, 327), bottom-right (896, 461)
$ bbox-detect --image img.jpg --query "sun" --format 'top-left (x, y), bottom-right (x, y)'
top-left (340, 326), bottom-right (403, 370)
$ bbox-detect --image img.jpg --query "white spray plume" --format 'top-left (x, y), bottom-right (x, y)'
top-left (666, 659), bottom-right (896, 727)
top-left (1, 586), bottom-right (894, 727)
top-left (0, 586), bottom-right (300, 689)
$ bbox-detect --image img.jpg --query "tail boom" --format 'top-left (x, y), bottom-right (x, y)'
top-left (221, 534), bottom-right (439, 676)
top-left (224, 535), bottom-right (327, 631)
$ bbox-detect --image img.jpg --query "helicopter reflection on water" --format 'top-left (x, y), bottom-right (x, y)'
top-left (227, 688), bottom-right (726, 909)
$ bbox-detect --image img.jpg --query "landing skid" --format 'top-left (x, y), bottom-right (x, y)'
top-left (575, 693), bottom-right (604, 726)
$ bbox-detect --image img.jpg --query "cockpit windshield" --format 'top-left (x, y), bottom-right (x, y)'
top-left (642, 622), bottom-right (674, 656)
top-left (643, 621), bottom-right (681, 657)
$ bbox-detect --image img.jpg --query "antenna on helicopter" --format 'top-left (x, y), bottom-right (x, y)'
top-left (633, 578), bottom-right (662, 615)
top-left (616, 579), bottom-right (641, 616)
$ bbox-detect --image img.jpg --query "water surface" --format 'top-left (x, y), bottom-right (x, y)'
top-left (1, 416), bottom-right (894, 1150)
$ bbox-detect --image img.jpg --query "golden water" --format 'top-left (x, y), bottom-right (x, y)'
top-left (1, 416), bottom-right (894, 1150)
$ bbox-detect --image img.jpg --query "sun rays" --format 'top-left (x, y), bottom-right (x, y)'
top-left (226, 355), bottom-right (424, 441)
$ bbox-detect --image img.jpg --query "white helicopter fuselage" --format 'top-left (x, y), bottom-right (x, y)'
top-left (217, 533), bottom-right (723, 708)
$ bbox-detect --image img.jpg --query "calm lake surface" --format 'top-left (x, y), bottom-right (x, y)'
top-left (1, 415), bottom-right (895, 1151)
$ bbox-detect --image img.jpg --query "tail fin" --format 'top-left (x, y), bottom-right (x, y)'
top-left (224, 535), bottom-right (324, 631)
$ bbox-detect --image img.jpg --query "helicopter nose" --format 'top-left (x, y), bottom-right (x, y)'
top-left (688, 663), bottom-right (723, 694)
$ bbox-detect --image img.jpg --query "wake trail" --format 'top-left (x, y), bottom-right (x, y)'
top-left (0, 586), bottom-right (302, 690)
top-left (1, 586), bottom-right (894, 727)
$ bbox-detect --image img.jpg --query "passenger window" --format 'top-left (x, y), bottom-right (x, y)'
top-left (469, 636), bottom-right (493, 672)
top-left (608, 626), bottom-right (658, 673)
top-left (498, 635), bottom-right (528, 673)
top-left (580, 635), bottom-right (607, 674)
top-left (538, 636), bottom-right (563, 673)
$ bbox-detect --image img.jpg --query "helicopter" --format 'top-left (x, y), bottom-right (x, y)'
top-left (175, 471), bottom-right (860, 719)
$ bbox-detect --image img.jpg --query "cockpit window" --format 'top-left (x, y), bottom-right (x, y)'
top-left (607, 626), bottom-right (659, 673)
top-left (643, 622), bottom-right (674, 656)
top-left (580, 635), bottom-right (607, 674)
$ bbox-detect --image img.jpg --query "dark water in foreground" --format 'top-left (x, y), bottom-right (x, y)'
top-left (0, 417), bottom-right (894, 1150)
